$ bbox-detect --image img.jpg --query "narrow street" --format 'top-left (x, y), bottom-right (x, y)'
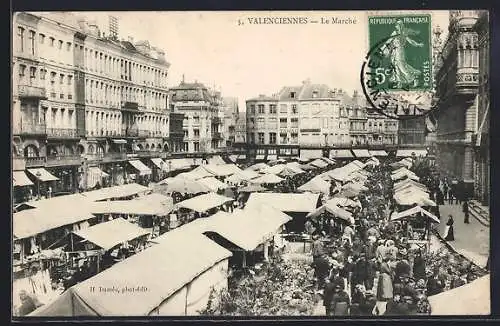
top-left (435, 204), bottom-right (489, 268)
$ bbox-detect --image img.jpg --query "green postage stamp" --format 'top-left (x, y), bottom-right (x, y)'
top-left (367, 14), bottom-right (432, 92)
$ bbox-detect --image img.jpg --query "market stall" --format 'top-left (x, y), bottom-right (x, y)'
top-left (29, 233), bottom-right (232, 316)
top-left (297, 176), bottom-right (331, 195)
top-left (175, 192), bottom-right (235, 218)
top-left (250, 174), bottom-right (285, 185)
top-left (81, 183), bottom-right (150, 202)
top-left (198, 177), bottom-right (229, 192)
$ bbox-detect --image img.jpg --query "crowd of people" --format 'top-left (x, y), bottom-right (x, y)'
top-left (302, 157), bottom-right (486, 316)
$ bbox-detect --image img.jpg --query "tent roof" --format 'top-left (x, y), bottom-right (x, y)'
top-left (14, 197), bottom-right (95, 239)
top-left (81, 183), bottom-right (149, 201)
top-left (307, 200), bottom-right (354, 224)
top-left (246, 192), bottom-right (320, 213)
top-left (208, 155), bottom-right (226, 165)
top-left (392, 205), bottom-right (440, 223)
top-left (202, 164), bottom-right (242, 177)
top-left (369, 150), bottom-right (388, 157)
top-left (247, 163), bottom-right (269, 171)
top-left (198, 177), bottom-right (229, 191)
top-left (309, 159), bottom-right (329, 168)
top-left (88, 197), bottom-right (173, 216)
top-left (250, 174), bottom-right (284, 184)
top-left (176, 192), bottom-right (234, 212)
top-left (34, 233), bottom-right (231, 316)
top-left (73, 218), bottom-right (150, 250)
top-left (428, 274), bottom-right (490, 315)
top-left (164, 158), bottom-right (193, 171)
top-left (352, 149), bottom-right (372, 158)
top-left (297, 176), bottom-right (330, 194)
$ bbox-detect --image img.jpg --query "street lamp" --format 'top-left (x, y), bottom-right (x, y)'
top-left (35, 171), bottom-right (41, 198)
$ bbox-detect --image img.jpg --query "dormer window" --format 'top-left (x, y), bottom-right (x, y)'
top-left (290, 92), bottom-right (296, 98)
top-left (312, 90), bottom-right (319, 98)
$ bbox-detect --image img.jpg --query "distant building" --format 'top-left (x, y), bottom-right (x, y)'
top-left (222, 97), bottom-right (239, 148)
top-left (234, 112), bottom-right (246, 145)
top-left (169, 81), bottom-right (223, 153)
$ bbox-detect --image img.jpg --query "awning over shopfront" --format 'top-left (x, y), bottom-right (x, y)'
top-left (128, 160), bottom-right (152, 175)
top-left (87, 167), bottom-right (109, 189)
top-left (88, 197), bottom-right (173, 216)
top-left (88, 167), bottom-right (109, 178)
top-left (330, 149), bottom-right (354, 159)
top-left (246, 192), bottom-right (320, 213)
top-left (369, 150), bottom-right (388, 157)
top-left (176, 192), bottom-right (234, 213)
top-left (81, 183), bottom-right (149, 201)
top-left (228, 155), bottom-right (238, 163)
top-left (150, 158), bottom-right (166, 170)
top-left (396, 149), bottom-right (428, 157)
top-left (392, 206), bottom-right (440, 223)
top-left (13, 171), bottom-right (34, 186)
top-left (267, 154), bottom-right (278, 161)
top-left (208, 156), bottom-right (225, 165)
top-left (300, 149), bottom-right (323, 160)
top-left (237, 154), bottom-right (247, 160)
top-left (27, 168), bottom-right (59, 182)
top-left (73, 218), bottom-right (150, 250)
top-left (165, 158), bottom-right (192, 172)
top-left (255, 154), bottom-right (266, 160)
top-left (309, 159), bottom-right (329, 168)
top-left (112, 139), bottom-right (127, 144)
top-left (352, 149), bottom-right (372, 158)
top-left (30, 232), bottom-right (232, 316)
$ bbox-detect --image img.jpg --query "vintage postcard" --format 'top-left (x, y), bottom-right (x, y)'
top-left (12, 10), bottom-right (490, 318)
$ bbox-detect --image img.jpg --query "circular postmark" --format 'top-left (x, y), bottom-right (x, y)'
top-left (361, 16), bottom-right (436, 121)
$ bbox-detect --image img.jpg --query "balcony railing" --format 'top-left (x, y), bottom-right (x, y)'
top-left (13, 123), bottom-right (47, 136)
top-left (47, 128), bottom-right (78, 139)
top-left (46, 155), bottom-right (82, 167)
top-left (25, 157), bottom-right (47, 168)
top-left (122, 101), bottom-right (139, 111)
top-left (18, 85), bottom-right (48, 100)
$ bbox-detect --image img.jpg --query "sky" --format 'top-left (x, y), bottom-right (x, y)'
top-left (78, 11), bottom-right (450, 111)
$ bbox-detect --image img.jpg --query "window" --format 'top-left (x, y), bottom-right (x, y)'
top-left (17, 27), bottom-right (24, 52)
top-left (67, 75), bottom-right (73, 85)
top-left (29, 67), bottom-right (36, 80)
top-left (280, 118), bottom-right (287, 128)
top-left (66, 42), bottom-right (71, 51)
top-left (280, 104), bottom-right (288, 114)
top-left (183, 130), bottom-right (188, 137)
top-left (291, 104), bottom-right (298, 114)
top-left (58, 40), bottom-right (63, 50)
top-left (40, 69), bottom-right (46, 80)
top-left (194, 142), bottom-right (200, 152)
top-left (29, 30), bottom-right (35, 55)
top-left (291, 118), bottom-right (299, 128)
top-left (50, 72), bottom-right (56, 83)
top-left (290, 92), bottom-right (296, 98)
top-left (249, 133), bottom-right (255, 144)
top-left (193, 116), bottom-right (200, 124)
top-left (39, 33), bottom-right (45, 44)
top-left (258, 104), bottom-right (265, 114)
top-left (280, 133), bottom-right (287, 144)
top-left (312, 90), bottom-right (318, 98)
top-left (59, 74), bottom-right (64, 84)
top-left (258, 132), bottom-right (265, 144)
top-left (323, 118), bottom-right (328, 128)
top-left (268, 117), bottom-right (277, 129)
top-left (18, 64), bottom-right (26, 77)
top-left (49, 37), bottom-right (55, 47)
top-left (256, 117), bottom-right (265, 127)
top-left (269, 104), bottom-right (277, 114)
top-left (194, 129), bottom-right (200, 137)
top-left (291, 133), bottom-right (298, 144)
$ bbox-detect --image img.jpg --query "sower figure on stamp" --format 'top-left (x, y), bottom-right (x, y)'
top-left (380, 19), bottom-right (424, 89)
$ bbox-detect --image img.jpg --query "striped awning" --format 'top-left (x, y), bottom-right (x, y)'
top-left (13, 171), bottom-right (34, 186)
top-left (128, 160), bottom-right (152, 175)
top-left (27, 168), bottom-right (59, 182)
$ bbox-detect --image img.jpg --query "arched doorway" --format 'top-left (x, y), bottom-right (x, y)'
top-left (163, 143), bottom-right (169, 152)
top-left (77, 145), bottom-right (85, 155)
top-left (145, 144), bottom-right (150, 150)
top-left (137, 144), bottom-right (144, 150)
top-left (157, 143), bottom-right (161, 151)
top-left (46, 145), bottom-right (58, 157)
top-left (64, 145), bottom-right (75, 156)
top-left (88, 144), bottom-right (95, 154)
top-left (24, 144), bottom-right (39, 158)
top-left (96, 144), bottom-right (105, 155)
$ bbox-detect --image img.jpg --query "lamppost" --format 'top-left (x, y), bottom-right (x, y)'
top-left (35, 171), bottom-right (41, 198)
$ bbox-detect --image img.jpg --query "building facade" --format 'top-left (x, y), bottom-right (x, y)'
top-left (222, 97), bottom-right (239, 148)
top-left (234, 112), bottom-right (246, 145)
top-left (472, 11), bottom-right (489, 205)
top-left (12, 12), bottom-right (171, 199)
top-left (169, 81), bottom-right (223, 154)
top-left (433, 10), bottom-right (481, 198)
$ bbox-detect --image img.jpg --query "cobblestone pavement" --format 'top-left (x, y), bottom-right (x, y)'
top-left (434, 204), bottom-right (490, 268)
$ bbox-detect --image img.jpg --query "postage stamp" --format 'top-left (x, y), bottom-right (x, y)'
top-left (361, 14), bottom-right (434, 119)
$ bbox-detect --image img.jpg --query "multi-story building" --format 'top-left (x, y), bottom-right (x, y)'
top-left (366, 109), bottom-right (398, 146)
top-left (234, 112), bottom-right (247, 145)
top-left (12, 12), bottom-right (170, 200)
top-left (433, 10), bottom-right (481, 198)
top-left (472, 11), bottom-right (489, 205)
top-left (169, 81), bottom-right (223, 154)
top-left (222, 97), bottom-right (239, 148)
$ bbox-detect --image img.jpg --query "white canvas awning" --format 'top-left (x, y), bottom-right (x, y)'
top-left (198, 177), bottom-right (229, 192)
top-left (300, 149), bottom-right (323, 160)
top-left (255, 154), bottom-right (266, 160)
top-left (352, 149), bottom-right (371, 158)
top-left (150, 158), bottom-right (166, 170)
top-left (246, 192), bottom-right (320, 213)
top-left (27, 168), bottom-right (59, 182)
top-left (369, 150), bottom-right (388, 157)
top-left (128, 160), bottom-right (152, 175)
top-left (330, 149), bottom-right (354, 158)
top-left (13, 171), bottom-right (34, 186)
top-left (112, 139), bottom-right (127, 144)
top-left (176, 192), bottom-right (234, 213)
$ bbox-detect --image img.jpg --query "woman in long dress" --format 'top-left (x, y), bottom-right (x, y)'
top-left (380, 19), bottom-right (424, 88)
top-left (443, 215), bottom-right (455, 241)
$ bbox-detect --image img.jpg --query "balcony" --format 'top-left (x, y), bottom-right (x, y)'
top-left (13, 123), bottom-right (47, 136)
top-left (121, 101), bottom-right (140, 112)
top-left (25, 156), bottom-right (47, 168)
top-left (456, 67), bottom-right (479, 95)
top-left (46, 154), bottom-right (82, 167)
top-left (18, 85), bottom-right (48, 100)
top-left (47, 128), bottom-right (79, 139)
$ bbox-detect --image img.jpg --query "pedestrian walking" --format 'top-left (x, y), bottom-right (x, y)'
top-left (462, 200), bottom-right (470, 224)
top-left (447, 188), bottom-right (454, 205)
top-left (443, 215), bottom-right (455, 241)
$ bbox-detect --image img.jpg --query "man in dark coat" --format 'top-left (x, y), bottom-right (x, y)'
top-left (352, 253), bottom-right (369, 290)
top-left (313, 254), bottom-right (331, 289)
top-left (412, 250), bottom-right (426, 281)
top-left (324, 281), bottom-right (350, 316)
top-left (462, 200), bottom-right (470, 224)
